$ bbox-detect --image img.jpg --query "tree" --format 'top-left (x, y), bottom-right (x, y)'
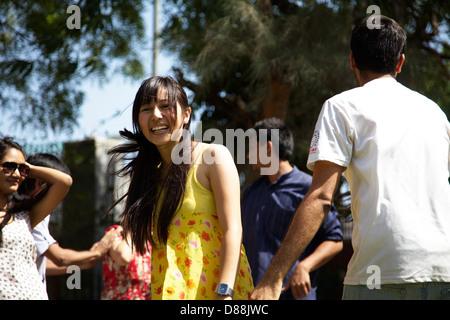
top-left (160, 0), bottom-right (449, 176)
top-left (161, 0), bottom-right (355, 175)
top-left (0, 0), bottom-right (147, 136)
top-left (163, 0), bottom-right (354, 128)
top-left (332, 0), bottom-right (450, 114)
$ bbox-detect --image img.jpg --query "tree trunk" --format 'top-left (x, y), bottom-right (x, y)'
top-left (259, 73), bottom-right (292, 121)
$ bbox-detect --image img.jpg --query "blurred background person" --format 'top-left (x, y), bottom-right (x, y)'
top-left (241, 118), bottom-right (343, 300)
top-left (100, 225), bottom-right (152, 300)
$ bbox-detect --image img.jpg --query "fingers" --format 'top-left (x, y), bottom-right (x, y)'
top-left (286, 273), bottom-right (311, 299)
top-left (281, 280), bottom-right (290, 293)
top-left (291, 282), bottom-right (310, 299)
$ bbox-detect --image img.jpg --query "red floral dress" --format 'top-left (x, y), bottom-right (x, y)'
top-left (100, 225), bottom-right (152, 300)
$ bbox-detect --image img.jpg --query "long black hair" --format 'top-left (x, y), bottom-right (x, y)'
top-left (108, 76), bottom-right (192, 254)
top-left (0, 137), bottom-right (27, 247)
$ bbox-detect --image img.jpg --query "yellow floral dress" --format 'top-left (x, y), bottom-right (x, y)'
top-left (151, 154), bottom-right (254, 300)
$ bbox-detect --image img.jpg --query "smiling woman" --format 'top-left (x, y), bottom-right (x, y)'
top-left (108, 77), bottom-right (194, 253)
top-left (0, 137), bottom-right (46, 299)
top-left (138, 86), bottom-right (191, 154)
top-left (0, 136), bottom-right (73, 300)
top-left (0, 139), bottom-right (28, 211)
top-left (107, 76), bottom-right (254, 300)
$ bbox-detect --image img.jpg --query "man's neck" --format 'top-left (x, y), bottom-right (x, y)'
top-left (357, 72), bottom-right (394, 86)
top-left (267, 160), bottom-right (293, 184)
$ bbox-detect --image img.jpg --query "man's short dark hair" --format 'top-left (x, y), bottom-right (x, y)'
top-left (18, 153), bottom-right (70, 196)
top-left (351, 15), bottom-right (407, 76)
top-left (253, 117), bottom-right (294, 161)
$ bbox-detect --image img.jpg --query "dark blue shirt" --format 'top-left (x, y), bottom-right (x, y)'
top-left (241, 166), bottom-right (343, 300)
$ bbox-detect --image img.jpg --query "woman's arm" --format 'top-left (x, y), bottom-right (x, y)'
top-left (204, 144), bottom-right (243, 300)
top-left (108, 227), bottom-right (134, 266)
top-left (27, 164), bottom-right (73, 228)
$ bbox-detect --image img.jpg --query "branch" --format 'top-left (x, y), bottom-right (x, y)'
top-left (420, 44), bottom-right (450, 80)
top-left (224, 94), bottom-right (246, 113)
top-left (255, 0), bottom-right (274, 18)
top-left (172, 67), bottom-right (253, 128)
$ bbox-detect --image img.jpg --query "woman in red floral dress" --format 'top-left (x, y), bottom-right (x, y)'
top-left (100, 225), bottom-right (152, 300)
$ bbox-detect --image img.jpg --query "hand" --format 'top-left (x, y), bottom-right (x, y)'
top-left (24, 162), bottom-right (34, 178)
top-left (250, 277), bottom-right (283, 300)
top-left (214, 293), bottom-right (232, 301)
top-left (90, 227), bottom-right (121, 256)
top-left (282, 263), bottom-right (311, 299)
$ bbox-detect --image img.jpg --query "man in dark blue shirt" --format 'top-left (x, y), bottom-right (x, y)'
top-left (242, 118), bottom-right (343, 300)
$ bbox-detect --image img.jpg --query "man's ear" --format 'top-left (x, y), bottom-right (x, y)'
top-left (35, 179), bottom-right (45, 189)
top-left (266, 140), bottom-right (272, 157)
top-left (349, 51), bottom-right (357, 71)
top-left (395, 54), bottom-right (405, 75)
top-left (29, 179), bottom-right (46, 197)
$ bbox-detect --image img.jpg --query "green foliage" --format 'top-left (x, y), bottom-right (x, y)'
top-left (161, 0), bottom-right (356, 175)
top-left (332, 0), bottom-right (450, 114)
top-left (0, 0), bottom-right (147, 136)
top-left (161, 0), bottom-right (449, 177)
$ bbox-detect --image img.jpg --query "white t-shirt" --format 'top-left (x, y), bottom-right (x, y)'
top-left (307, 77), bottom-right (450, 285)
top-left (33, 216), bottom-right (57, 285)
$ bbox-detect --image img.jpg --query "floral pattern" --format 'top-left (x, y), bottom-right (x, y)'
top-left (152, 212), bottom-right (253, 300)
top-left (151, 162), bottom-right (254, 300)
top-left (101, 225), bottom-right (152, 300)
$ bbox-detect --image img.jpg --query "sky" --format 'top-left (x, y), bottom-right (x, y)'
top-left (54, 2), bottom-right (176, 144)
top-left (1, 2), bottom-right (176, 149)
top-left (70, 53), bottom-right (175, 142)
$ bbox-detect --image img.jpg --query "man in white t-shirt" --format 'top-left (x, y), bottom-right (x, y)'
top-left (252, 15), bottom-right (450, 300)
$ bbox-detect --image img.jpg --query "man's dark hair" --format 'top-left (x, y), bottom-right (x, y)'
top-left (351, 15), bottom-right (407, 76)
top-left (27, 153), bottom-right (70, 174)
top-left (253, 117), bottom-right (294, 161)
top-left (10, 153), bottom-right (70, 215)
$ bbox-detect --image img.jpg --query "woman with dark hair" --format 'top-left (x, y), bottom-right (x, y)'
top-left (109, 76), bottom-right (253, 300)
top-left (0, 137), bottom-right (72, 299)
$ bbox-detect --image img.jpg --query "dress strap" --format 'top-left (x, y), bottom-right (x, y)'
top-left (192, 143), bottom-right (207, 166)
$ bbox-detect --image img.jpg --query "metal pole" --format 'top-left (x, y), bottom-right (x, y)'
top-left (152, 0), bottom-right (160, 76)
